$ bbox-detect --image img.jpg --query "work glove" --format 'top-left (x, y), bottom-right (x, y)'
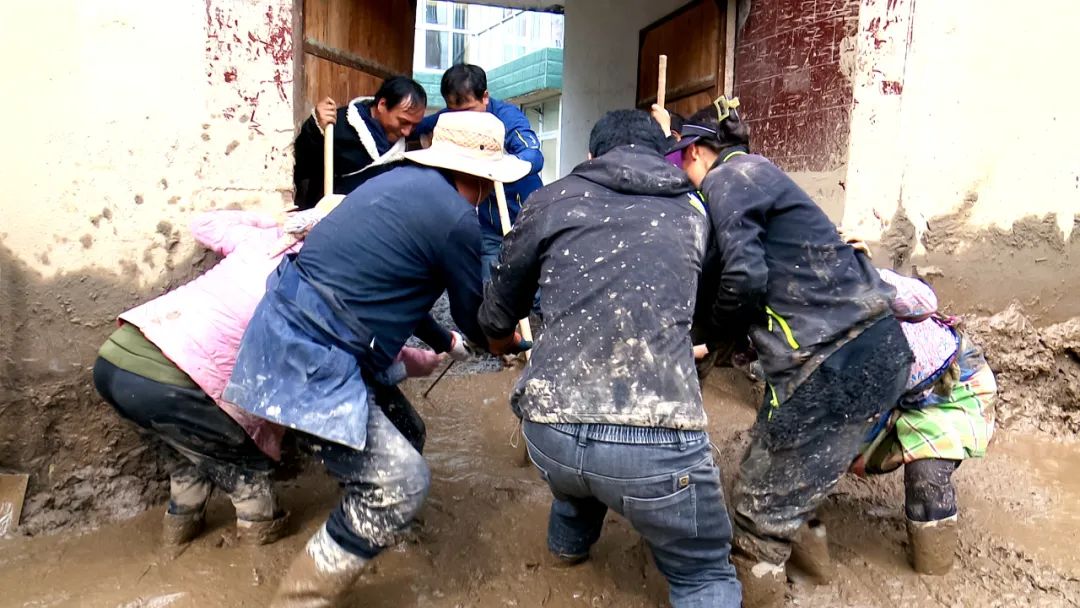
top-left (398, 346), bottom-right (446, 378)
top-left (282, 208), bottom-right (323, 239)
top-left (447, 331), bottom-right (471, 362)
top-left (487, 331), bottom-right (533, 356)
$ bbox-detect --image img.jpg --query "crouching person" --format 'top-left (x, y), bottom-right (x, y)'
top-left (92, 210), bottom-right (297, 546)
top-left (479, 109), bottom-right (742, 607)
top-left (674, 99), bottom-right (913, 607)
top-left (223, 112), bottom-right (530, 607)
top-left (852, 268), bottom-right (996, 575)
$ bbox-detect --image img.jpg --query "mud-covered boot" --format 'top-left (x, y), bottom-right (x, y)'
top-left (731, 551), bottom-right (786, 608)
top-left (789, 518), bottom-right (834, 584)
top-left (231, 478), bottom-right (289, 546)
top-left (270, 524), bottom-right (369, 608)
top-left (907, 515), bottom-right (957, 575)
top-left (237, 511), bottom-right (291, 546)
top-left (162, 506), bottom-right (207, 546)
top-left (162, 468), bottom-right (211, 546)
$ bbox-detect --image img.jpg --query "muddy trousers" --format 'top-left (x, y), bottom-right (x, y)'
top-left (904, 458), bottom-right (959, 522)
top-left (731, 317), bottom-right (913, 566)
top-left (92, 357), bottom-right (278, 521)
top-left (299, 403), bottom-right (431, 561)
top-left (524, 421), bottom-right (742, 608)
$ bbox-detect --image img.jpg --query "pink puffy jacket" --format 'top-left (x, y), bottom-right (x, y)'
top-left (121, 210), bottom-right (291, 458)
top-left (121, 210), bottom-right (444, 460)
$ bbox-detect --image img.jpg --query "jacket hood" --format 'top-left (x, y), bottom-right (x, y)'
top-left (572, 145), bottom-right (693, 198)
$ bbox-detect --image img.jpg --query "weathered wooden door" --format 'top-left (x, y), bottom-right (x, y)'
top-left (299, 0), bottom-right (417, 112)
top-left (636, 0), bottom-right (730, 118)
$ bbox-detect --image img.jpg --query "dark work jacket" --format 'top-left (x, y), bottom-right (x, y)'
top-left (479, 146), bottom-right (710, 430)
top-left (696, 152), bottom-right (896, 406)
top-left (417, 98), bottom-right (544, 234)
top-left (224, 164), bottom-right (486, 449)
top-left (293, 98), bottom-right (404, 209)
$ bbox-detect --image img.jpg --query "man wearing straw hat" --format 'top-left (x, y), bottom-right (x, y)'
top-left (223, 111), bottom-right (530, 607)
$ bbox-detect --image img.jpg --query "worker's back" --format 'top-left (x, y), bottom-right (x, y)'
top-left (484, 145), bottom-right (710, 430)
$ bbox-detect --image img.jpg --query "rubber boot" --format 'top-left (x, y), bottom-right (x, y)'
top-left (731, 551), bottom-right (786, 608)
top-left (237, 511), bottom-right (291, 546)
top-left (162, 507), bottom-right (206, 546)
top-left (907, 515), bottom-right (957, 575)
top-left (270, 524), bottom-right (369, 608)
top-left (788, 519), bottom-right (834, 584)
top-left (162, 469), bottom-right (211, 546)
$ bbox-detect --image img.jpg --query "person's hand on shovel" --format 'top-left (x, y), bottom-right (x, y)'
top-left (314, 97), bottom-right (338, 131)
top-left (651, 104), bottom-right (672, 138)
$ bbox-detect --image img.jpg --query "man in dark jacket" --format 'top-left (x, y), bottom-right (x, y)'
top-left (225, 112), bottom-right (530, 607)
top-left (672, 100), bottom-right (913, 607)
top-left (479, 110), bottom-right (742, 608)
top-left (293, 76), bottom-right (427, 209)
top-left (416, 64), bottom-right (544, 281)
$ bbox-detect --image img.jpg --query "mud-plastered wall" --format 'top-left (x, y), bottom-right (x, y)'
top-left (842, 0), bottom-right (1080, 323)
top-left (0, 0), bottom-right (296, 532)
top-left (734, 0), bottom-right (861, 220)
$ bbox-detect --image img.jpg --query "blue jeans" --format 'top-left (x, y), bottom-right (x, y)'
top-left (523, 421), bottom-right (742, 608)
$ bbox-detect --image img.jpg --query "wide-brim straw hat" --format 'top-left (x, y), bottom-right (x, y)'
top-left (405, 111), bottom-right (531, 184)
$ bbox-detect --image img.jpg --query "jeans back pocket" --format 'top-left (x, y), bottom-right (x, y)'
top-left (621, 484), bottom-right (698, 548)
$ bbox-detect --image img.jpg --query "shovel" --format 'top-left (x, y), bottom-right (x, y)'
top-left (0, 470), bottom-right (29, 536)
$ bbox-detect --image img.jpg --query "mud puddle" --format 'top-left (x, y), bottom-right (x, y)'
top-left (3, 369), bottom-right (1080, 607)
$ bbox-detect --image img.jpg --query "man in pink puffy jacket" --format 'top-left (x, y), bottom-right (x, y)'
top-left (92, 210), bottom-right (457, 546)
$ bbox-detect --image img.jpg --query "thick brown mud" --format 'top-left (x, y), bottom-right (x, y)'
top-left (2, 369), bottom-right (1080, 607)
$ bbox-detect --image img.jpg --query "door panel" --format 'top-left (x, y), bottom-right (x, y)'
top-left (637, 0), bottom-right (728, 117)
top-left (300, 0), bottom-right (416, 107)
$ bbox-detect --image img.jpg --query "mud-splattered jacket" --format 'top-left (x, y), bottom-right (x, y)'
top-left (697, 152), bottom-right (896, 407)
top-left (479, 145), bottom-right (710, 430)
top-left (224, 164), bottom-right (488, 449)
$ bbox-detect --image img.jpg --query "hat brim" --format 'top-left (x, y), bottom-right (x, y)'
top-left (404, 146), bottom-right (532, 184)
top-left (667, 134), bottom-right (700, 155)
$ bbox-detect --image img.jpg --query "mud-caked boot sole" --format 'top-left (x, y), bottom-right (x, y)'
top-left (907, 515), bottom-right (958, 575)
top-left (237, 511), bottom-right (291, 546)
top-left (162, 509), bottom-right (206, 546)
top-left (789, 519), bottom-right (834, 584)
top-left (731, 552), bottom-right (786, 608)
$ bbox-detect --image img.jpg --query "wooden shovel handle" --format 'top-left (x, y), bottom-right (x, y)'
top-left (323, 123), bottom-right (334, 197)
top-left (657, 54), bottom-right (668, 110)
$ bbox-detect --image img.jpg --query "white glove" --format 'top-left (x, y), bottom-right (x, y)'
top-left (282, 208), bottom-right (323, 239)
top-left (448, 331), bottom-right (470, 362)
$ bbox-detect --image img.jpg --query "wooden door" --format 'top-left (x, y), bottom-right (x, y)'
top-left (636, 0), bottom-right (728, 118)
top-left (299, 0), bottom-right (417, 112)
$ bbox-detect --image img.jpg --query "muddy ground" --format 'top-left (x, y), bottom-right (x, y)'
top-left (2, 368), bottom-right (1080, 607)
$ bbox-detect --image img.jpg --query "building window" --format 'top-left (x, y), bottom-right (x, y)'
top-left (453, 4), bottom-right (467, 30)
top-left (425, 30), bottom-right (447, 69)
top-left (419, 1), bottom-right (470, 71)
top-left (425, 1), bottom-right (448, 25)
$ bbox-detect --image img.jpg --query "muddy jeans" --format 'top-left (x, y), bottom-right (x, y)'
top-left (93, 357), bottom-right (278, 521)
top-left (523, 421), bottom-right (742, 608)
top-left (299, 401), bottom-right (430, 559)
top-left (732, 317), bottom-right (913, 565)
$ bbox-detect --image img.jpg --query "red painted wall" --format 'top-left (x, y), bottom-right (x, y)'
top-left (734, 0), bottom-right (859, 172)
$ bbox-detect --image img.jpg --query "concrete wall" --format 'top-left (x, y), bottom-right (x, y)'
top-left (559, 0), bottom-right (689, 171)
top-left (841, 0), bottom-right (1080, 323)
top-left (734, 0), bottom-right (860, 220)
top-left (0, 0), bottom-right (296, 531)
